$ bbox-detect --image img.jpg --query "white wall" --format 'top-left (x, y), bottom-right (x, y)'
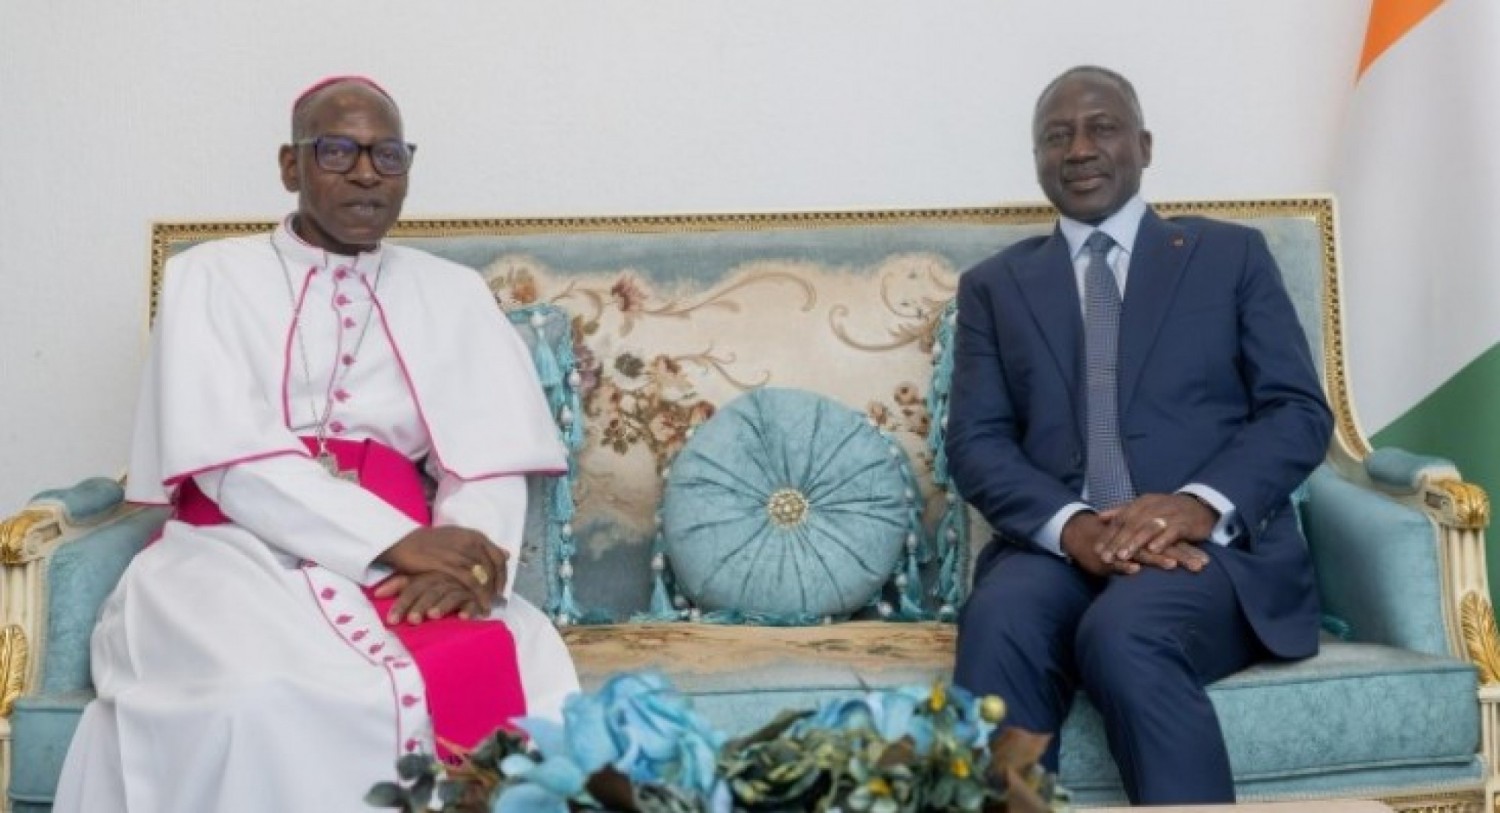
top-left (0, 0), bottom-right (1367, 511)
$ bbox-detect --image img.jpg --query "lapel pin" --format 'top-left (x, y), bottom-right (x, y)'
top-left (1171, 236), bottom-right (1185, 248)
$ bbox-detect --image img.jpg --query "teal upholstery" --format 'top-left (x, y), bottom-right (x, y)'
top-left (1365, 446), bottom-right (1459, 493)
top-left (661, 388), bottom-right (914, 617)
top-left (28, 479), bottom-right (124, 526)
top-left (37, 507), bottom-right (166, 693)
top-left (9, 693), bottom-right (91, 807)
top-left (646, 662), bottom-right (950, 740)
top-left (1304, 465), bottom-right (1450, 655)
top-left (1061, 643), bottom-right (1481, 804)
top-left (8, 506), bottom-right (165, 806)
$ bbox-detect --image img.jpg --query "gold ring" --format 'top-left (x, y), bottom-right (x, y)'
top-left (471, 564), bottom-right (490, 586)
top-left (1151, 517), bottom-right (1168, 531)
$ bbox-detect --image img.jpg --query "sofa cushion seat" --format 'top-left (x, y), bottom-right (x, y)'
top-left (1060, 641), bottom-right (1483, 804)
top-left (572, 629), bottom-right (1482, 805)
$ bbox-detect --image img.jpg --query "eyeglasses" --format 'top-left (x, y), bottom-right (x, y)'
top-left (294, 135), bottom-right (417, 176)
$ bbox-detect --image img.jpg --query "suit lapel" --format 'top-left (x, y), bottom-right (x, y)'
top-left (1119, 210), bottom-right (1196, 412)
top-left (1012, 229), bottom-right (1084, 425)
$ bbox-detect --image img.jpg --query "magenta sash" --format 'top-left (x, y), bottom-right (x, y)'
top-left (175, 437), bottom-right (526, 760)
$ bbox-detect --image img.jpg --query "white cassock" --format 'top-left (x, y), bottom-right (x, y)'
top-left (54, 219), bottom-right (579, 813)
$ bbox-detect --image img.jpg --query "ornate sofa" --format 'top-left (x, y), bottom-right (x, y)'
top-left (2, 199), bottom-right (1496, 812)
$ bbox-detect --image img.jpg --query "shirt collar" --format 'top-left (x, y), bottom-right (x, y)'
top-left (271, 214), bottom-right (385, 273)
top-left (1058, 194), bottom-right (1147, 261)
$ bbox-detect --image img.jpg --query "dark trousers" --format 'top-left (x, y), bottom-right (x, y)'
top-left (954, 541), bottom-right (1261, 805)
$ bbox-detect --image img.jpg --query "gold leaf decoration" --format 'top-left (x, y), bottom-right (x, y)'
top-left (0, 624), bottom-right (29, 717)
top-left (1435, 480), bottom-right (1493, 530)
top-left (0, 508), bottom-right (49, 566)
top-left (1460, 591), bottom-right (1500, 685)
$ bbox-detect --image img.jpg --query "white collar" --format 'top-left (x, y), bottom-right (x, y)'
top-left (1058, 194), bottom-right (1147, 260)
top-left (271, 214), bottom-right (386, 272)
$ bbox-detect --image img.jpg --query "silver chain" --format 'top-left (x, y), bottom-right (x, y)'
top-left (270, 232), bottom-right (383, 472)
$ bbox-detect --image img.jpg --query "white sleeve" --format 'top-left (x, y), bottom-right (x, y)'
top-left (195, 456), bottom-right (419, 585)
top-left (431, 475), bottom-right (527, 601)
top-left (1037, 501), bottom-right (1092, 559)
top-left (1178, 483), bottom-right (1242, 547)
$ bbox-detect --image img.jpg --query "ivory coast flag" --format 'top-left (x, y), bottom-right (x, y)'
top-left (1337, 0), bottom-right (1500, 576)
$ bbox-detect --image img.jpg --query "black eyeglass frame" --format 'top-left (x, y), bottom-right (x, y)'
top-left (292, 135), bottom-right (418, 177)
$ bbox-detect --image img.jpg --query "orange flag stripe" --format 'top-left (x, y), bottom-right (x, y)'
top-left (1358, 0), bottom-right (1446, 78)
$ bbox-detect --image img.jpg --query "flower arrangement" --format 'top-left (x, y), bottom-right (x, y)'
top-left (367, 673), bottom-right (1070, 813)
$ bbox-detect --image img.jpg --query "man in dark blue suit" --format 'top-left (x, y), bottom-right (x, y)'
top-left (948, 66), bottom-right (1333, 805)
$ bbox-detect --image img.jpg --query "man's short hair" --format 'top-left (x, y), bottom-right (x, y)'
top-left (1033, 66), bottom-right (1145, 128)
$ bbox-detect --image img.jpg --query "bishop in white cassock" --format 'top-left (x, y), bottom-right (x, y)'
top-left (54, 77), bottom-right (578, 813)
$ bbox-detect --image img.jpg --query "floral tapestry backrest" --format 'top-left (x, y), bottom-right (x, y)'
top-left (150, 200), bottom-right (1346, 622)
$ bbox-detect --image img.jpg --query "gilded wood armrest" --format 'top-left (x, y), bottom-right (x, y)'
top-left (0, 481), bottom-right (138, 812)
top-left (0, 507), bottom-right (66, 718)
top-left (1400, 473), bottom-right (1496, 813)
top-left (0, 502), bottom-right (69, 813)
top-left (1413, 477), bottom-right (1496, 676)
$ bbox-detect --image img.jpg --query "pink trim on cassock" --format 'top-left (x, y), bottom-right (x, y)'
top-left (301, 563), bottom-right (419, 760)
top-left (441, 466), bottom-right (568, 482)
top-left (163, 448), bottom-right (310, 489)
top-left (175, 436), bottom-right (527, 760)
top-left (360, 276), bottom-right (568, 482)
top-left (361, 279), bottom-right (442, 470)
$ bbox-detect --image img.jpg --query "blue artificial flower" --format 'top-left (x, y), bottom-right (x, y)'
top-left (497, 718), bottom-right (590, 811)
top-left (499, 672), bottom-right (726, 808)
top-left (586, 672), bottom-right (725, 795)
top-left (944, 683), bottom-right (993, 748)
top-left (867, 687), bottom-right (930, 752)
top-left (795, 685), bottom-right (936, 755)
top-left (498, 751), bottom-right (586, 797)
top-left (434, 675), bottom-right (1025, 812)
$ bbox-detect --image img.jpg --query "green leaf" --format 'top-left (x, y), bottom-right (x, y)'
top-left (722, 709), bottom-right (811, 754)
top-left (396, 753), bottom-right (435, 782)
top-left (363, 782), bottom-right (408, 808)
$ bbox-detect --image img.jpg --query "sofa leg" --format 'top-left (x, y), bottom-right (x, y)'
top-left (1483, 685), bottom-right (1500, 813)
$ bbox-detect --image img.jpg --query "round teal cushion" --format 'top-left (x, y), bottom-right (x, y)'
top-left (660, 387), bottom-right (915, 618)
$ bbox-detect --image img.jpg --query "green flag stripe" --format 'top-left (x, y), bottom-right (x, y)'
top-left (1371, 340), bottom-right (1500, 606)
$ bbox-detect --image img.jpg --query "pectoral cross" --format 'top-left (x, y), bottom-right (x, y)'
top-left (317, 450), bottom-right (360, 484)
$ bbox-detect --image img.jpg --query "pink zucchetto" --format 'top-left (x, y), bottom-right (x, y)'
top-left (291, 75), bottom-right (394, 114)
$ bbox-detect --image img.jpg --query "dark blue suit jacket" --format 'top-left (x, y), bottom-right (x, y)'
top-left (946, 209), bottom-right (1333, 659)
